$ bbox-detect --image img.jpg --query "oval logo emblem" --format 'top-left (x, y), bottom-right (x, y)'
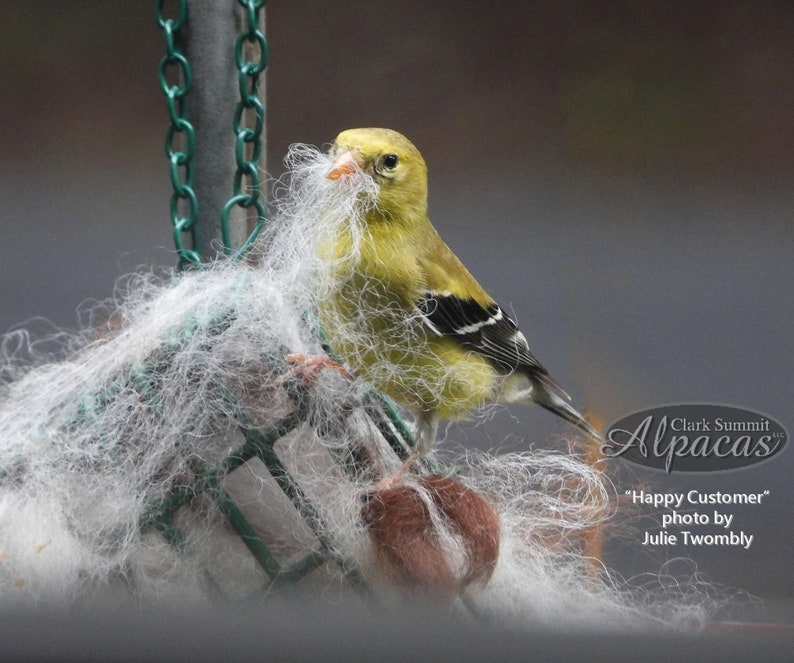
top-left (603, 403), bottom-right (788, 473)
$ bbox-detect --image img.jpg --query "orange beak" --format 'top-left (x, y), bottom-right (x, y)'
top-left (326, 151), bottom-right (362, 180)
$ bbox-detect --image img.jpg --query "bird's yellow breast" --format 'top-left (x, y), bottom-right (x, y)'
top-left (319, 236), bottom-right (499, 418)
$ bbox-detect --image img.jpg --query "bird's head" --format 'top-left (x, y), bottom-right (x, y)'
top-left (327, 128), bottom-right (428, 225)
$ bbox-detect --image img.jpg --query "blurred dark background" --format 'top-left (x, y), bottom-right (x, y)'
top-left (1, 0), bottom-right (792, 622)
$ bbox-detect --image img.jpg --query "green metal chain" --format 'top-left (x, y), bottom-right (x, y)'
top-left (156, 0), bottom-right (202, 269)
top-left (221, 0), bottom-right (268, 260)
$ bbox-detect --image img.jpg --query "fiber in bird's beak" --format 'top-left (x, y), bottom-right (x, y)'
top-left (326, 150), bottom-right (362, 180)
top-left (275, 143), bottom-right (378, 273)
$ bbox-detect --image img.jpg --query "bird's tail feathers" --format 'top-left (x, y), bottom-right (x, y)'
top-left (531, 379), bottom-right (601, 441)
top-left (534, 371), bottom-right (571, 402)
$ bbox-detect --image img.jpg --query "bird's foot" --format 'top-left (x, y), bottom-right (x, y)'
top-left (283, 352), bottom-right (351, 385)
top-left (370, 451), bottom-right (420, 493)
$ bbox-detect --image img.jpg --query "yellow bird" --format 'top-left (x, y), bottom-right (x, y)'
top-left (320, 127), bottom-right (599, 452)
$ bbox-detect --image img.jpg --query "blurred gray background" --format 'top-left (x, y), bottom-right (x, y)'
top-left (1, 0), bottom-right (792, 618)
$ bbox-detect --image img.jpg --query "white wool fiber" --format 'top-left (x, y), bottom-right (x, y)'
top-left (0, 145), bottom-right (716, 628)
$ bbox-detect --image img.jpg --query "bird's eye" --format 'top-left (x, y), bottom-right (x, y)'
top-left (382, 153), bottom-right (399, 169)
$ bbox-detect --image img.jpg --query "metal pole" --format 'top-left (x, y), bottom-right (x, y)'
top-left (185, 0), bottom-right (266, 260)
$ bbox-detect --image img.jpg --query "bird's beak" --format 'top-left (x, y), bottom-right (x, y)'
top-left (326, 151), bottom-right (362, 180)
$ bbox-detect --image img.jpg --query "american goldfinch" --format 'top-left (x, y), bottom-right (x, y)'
top-left (320, 127), bottom-right (599, 451)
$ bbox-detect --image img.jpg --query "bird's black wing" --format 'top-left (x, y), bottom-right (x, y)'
top-left (416, 292), bottom-right (549, 378)
top-left (418, 291), bottom-right (598, 436)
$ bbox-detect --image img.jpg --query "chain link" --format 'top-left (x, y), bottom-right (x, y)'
top-left (221, 0), bottom-right (268, 260)
top-left (156, 0), bottom-right (202, 269)
top-left (158, 0), bottom-right (267, 266)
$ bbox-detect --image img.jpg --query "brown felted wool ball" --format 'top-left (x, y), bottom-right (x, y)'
top-left (361, 475), bottom-right (500, 597)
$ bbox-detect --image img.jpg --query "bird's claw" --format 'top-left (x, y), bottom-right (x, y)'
top-left (283, 352), bottom-right (351, 385)
top-left (369, 451), bottom-right (420, 494)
